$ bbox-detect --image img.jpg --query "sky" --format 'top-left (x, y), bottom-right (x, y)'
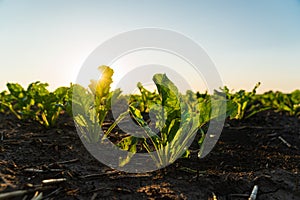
top-left (0, 0), bottom-right (299, 93)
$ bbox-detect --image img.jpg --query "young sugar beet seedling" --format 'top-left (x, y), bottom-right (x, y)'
top-left (27, 82), bottom-right (71, 127)
top-left (72, 66), bottom-right (139, 167)
top-left (72, 66), bottom-right (122, 142)
top-left (221, 82), bottom-right (262, 120)
top-left (121, 74), bottom-right (231, 168)
top-left (129, 82), bottom-right (160, 114)
top-left (1, 83), bottom-right (28, 120)
top-left (112, 73), bottom-right (197, 167)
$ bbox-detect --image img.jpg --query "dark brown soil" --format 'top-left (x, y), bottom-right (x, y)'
top-left (0, 110), bottom-right (299, 200)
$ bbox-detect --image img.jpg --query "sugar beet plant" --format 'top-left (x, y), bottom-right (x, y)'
top-left (0, 81), bottom-right (71, 127)
top-left (72, 65), bottom-right (121, 142)
top-left (129, 82), bottom-right (160, 114)
top-left (221, 82), bottom-right (264, 120)
top-left (126, 74), bottom-right (222, 167)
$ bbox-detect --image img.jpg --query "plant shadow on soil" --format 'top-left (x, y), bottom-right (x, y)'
top-left (0, 110), bottom-right (299, 200)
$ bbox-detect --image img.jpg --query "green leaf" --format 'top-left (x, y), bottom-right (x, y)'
top-left (7, 83), bottom-right (25, 98)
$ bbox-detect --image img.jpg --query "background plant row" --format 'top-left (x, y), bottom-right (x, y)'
top-left (0, 81), bottom-right (299, 128)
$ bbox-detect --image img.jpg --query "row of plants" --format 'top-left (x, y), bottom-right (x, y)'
top-left (0, 82), bottom-right (72, 127)
top-left (1, 70), bottom-right (298, 128)
top-left (71, 66), bottom-right (231, 169)
top-left (1, 66), bottom-right (299, 168)
top-left (221, 82), bottom-right (300, 119)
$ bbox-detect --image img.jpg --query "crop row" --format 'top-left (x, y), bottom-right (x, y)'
top-left (0, 66), bottom-right (299, 168)
top-left (0, 70), bottom-right (298, 128)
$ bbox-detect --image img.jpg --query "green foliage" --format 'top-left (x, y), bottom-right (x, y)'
top-left (129, 83), bottom-right (160, 112)
top-left (258, 90), bottom-right (300, 116)
top-left (127, 74), bottom-right (209, 167)
top-left (0, 82), bottom-right (71, 127)
top-left (222, 82), bottom-right (262, 120)
top-left (88, 65), bottom-right (121, 126)
top-left (73, 66), bottom-right (122, 142)
top-left (0, 90), bottom-right (9, 113)
top-left (72, 84), bottom-right (102, 142)
top-left (1, 64), bottom-right (300, 169)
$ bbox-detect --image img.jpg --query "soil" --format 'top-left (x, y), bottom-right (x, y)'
top-left (0, 110), bottom-right (299, 200)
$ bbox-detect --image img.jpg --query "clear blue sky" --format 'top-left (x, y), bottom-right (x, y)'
top-left (0, 0), bottom-right (299, 93)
